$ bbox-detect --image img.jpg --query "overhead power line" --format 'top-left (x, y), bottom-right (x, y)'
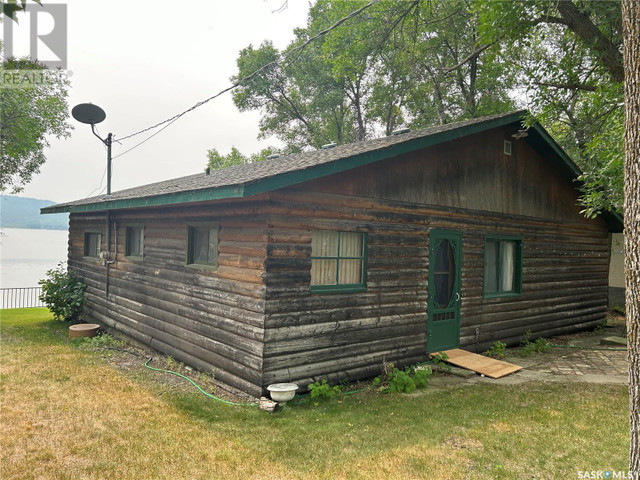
top-left (112, 0), bottom-right (380, 155)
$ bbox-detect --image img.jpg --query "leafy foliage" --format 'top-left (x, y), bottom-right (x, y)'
top-left (519, 331), bottom-right (552, 357)
top-left (231, 0), bottom-right (515, 152)
top-left (484, 341), bottom-right (507, 360)
top-left (374, 362), bottom-right (431, 394)
top-left (473, 0), bottom-right (624, 215)
top-left (38, 263), bottom-right (86, 321)
top-left (1, 57), bottom-right (71, 192)
top-left (308, 379), bottom-right (343, 402)
top-left (430, 352), bottom-right (451, 374)
top-left (206, 146), bottom-right (276, 171)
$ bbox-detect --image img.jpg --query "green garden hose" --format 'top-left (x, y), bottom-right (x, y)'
top-left (548, 343), bottom-right (627, 352)
top-left (143, 358), bottom-right (258, 407)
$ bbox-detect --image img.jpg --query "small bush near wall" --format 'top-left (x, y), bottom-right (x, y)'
top-left (39, 263), bottom-right (87, 321)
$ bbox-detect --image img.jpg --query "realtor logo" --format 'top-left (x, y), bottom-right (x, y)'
top-left (2, 4), bottom-right (67, 68)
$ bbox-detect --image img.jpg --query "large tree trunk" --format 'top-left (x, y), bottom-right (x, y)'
top-left (622, 0), bottom-right (640, 473)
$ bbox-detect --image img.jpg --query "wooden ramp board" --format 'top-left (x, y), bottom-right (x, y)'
top-left (430, 348), bottom-right (522, 378)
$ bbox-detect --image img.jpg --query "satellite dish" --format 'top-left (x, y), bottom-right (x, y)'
top-left (72, 103), bottom-right (106, 125)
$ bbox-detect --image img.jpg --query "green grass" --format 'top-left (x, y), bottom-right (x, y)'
top-left (0, 308), bottom-right (630, 479)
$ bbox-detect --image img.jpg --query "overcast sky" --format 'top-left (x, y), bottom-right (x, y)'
top-left (9, 0), bottom-right (311, 203)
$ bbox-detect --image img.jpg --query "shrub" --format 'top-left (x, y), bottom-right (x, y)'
top-left (484, 340), bottom-right (507, 359)
top-left (520, 331), bottom-right (551, 357)
top-left (308, 379), bottom-right (342, 402)
top-left (431, 352), bottom-right (451, 374)
top-left (375, 363), bottom-right (432, 394)
top-left (39, 262), bottom-right (86, 321)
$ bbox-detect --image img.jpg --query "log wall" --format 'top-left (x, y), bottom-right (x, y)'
top-left (262, 190), bottom-right (610, 389)
top-left (68, 199), bottom-right (270, 397)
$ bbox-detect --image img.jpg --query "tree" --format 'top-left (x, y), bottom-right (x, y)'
top-left (232, 0), bottom-right (515, 151)
top-left (474, 0), bottom-right (624, 216)
top-left (622, 0), bottom-right (639, 472)
top-left (206, 146), bottom-right (275, 171)
top-left (0, 56), bottom-right (71, 192)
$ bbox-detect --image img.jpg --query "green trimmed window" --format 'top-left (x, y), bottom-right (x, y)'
top-left (484, 235), bottom-right (522, 297)
top-left (187, 224), bottom-right (219, 267)
top-left (84, 232), bottom-right (101, 258)
top-left (125, 226), bottom-right (144, 258)
top-left (311, 231), bottom-right (367, 293)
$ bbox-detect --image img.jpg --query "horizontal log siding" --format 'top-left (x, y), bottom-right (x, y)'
top-left (68, 201), bottom-right (269, 397)
top-left (263, 190), bottom-right (609, 388)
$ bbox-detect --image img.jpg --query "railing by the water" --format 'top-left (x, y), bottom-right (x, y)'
top-left (0, 287), bottom-right (45, 309)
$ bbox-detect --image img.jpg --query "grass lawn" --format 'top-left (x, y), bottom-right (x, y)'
top-left (0, 308), bottom-right (630, 479)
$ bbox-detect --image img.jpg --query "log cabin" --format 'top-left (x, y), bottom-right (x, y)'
top-left (42, 111), bottom-right (623, 397)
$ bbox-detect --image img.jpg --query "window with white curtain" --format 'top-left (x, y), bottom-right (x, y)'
top-left (311, 231), bottom-right (367, 292)
top-left (484, 236), bottom-right (522, 297)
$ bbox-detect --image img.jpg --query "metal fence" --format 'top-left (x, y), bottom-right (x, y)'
top-left (0, 287), bottom-right (45, 309)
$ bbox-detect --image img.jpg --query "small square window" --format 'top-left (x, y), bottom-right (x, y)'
top-left (311, 231), bottom-right (367, 293)
top-left (84, 232), bottom-right (101, 258)
top-left (484, 235), bottom-right (522, 297)
top-left (187, 224), bottom-right (219, 267)
top-left (125, 226), bottom-right (144, 258)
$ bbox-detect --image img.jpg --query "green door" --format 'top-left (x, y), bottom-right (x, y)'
top-left (427, 230), bottom-right (462, 353)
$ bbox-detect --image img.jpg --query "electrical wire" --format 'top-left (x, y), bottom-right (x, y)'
top-left (84, 167), bottom-right (107, 198)
top-left (111, 116), bottom-right (180, 160)
top-left (111, 0), bottom-right (381, 156)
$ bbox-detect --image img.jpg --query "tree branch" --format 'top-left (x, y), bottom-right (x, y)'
top-left (556, 0), bottom-right (624, 83)
top-left (444, 40), bottom-right (495, 73)
top-left (533, 81), bottom-right (598, 92)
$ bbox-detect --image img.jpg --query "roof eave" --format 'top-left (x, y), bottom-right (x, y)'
top-left (40, 183), bottom-right (247, 214)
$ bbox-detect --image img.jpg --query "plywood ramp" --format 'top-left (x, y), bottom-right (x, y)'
top-left (430, 348), bottom-right (522, 379)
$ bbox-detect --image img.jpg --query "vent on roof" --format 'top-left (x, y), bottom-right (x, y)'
top-left (266, 154), bottom-right (280, 159)
top-left (504, 139), bottom-right (512, 156)
top-left (391, 127), bottom-right (411, 136)
top-left (321, 142), bottom-right (337, 149)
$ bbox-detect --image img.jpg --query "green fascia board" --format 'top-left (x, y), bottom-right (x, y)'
top-left (41, 184), bottom-right (246, 214)
top-left (244, 111), bottom-right (528, 197)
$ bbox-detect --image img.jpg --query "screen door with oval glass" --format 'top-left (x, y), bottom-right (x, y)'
top-left (427, 230), bottom-right (462, 353)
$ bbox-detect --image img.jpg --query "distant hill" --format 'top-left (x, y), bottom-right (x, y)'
top-left (0, 195), bottom-right (68, 230)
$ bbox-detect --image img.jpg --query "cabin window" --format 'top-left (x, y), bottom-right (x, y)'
top-left (186, 224), bottom-right (219, 268)
top-left (125, 226), bottom-right (144, 258)
top-left (311, 231), bottom-right (367, 293)
top-left (83, 232), bottom-right (101, 258)
top-left (483, 235), bottom-right (522, 297)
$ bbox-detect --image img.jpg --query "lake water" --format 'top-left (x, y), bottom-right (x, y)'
top-left (0, 228), bottom-right (69, 288)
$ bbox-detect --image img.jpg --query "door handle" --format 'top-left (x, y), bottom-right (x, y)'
top-left (455, 292), bottom-right (460, 302)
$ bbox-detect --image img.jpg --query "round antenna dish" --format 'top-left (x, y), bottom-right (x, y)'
top-left (72, 103), bottom-right (106, 125)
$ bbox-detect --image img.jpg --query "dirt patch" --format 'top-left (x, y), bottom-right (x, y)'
top-left (72, 333), bottom-right (257, 405)
top-left (443, 435), bottom-right (483, 450)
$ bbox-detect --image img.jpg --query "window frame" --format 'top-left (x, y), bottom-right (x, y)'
top-left (83, 231), bottom-right (101, 259)
top-left (125, 224), bottom-right (144, 260)
top-left (310, 230), bottom-right (368, 294)
top-left (185, 222), bottom-right (219, 269)
top-left (483, 234), bottom-right (523, 298)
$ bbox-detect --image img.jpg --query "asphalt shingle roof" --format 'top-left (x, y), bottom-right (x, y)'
top-left (42, 111), bottom-right (534, 214)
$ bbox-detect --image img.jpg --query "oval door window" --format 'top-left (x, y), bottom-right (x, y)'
top-left (434, 240), bottom-right (456, 309)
